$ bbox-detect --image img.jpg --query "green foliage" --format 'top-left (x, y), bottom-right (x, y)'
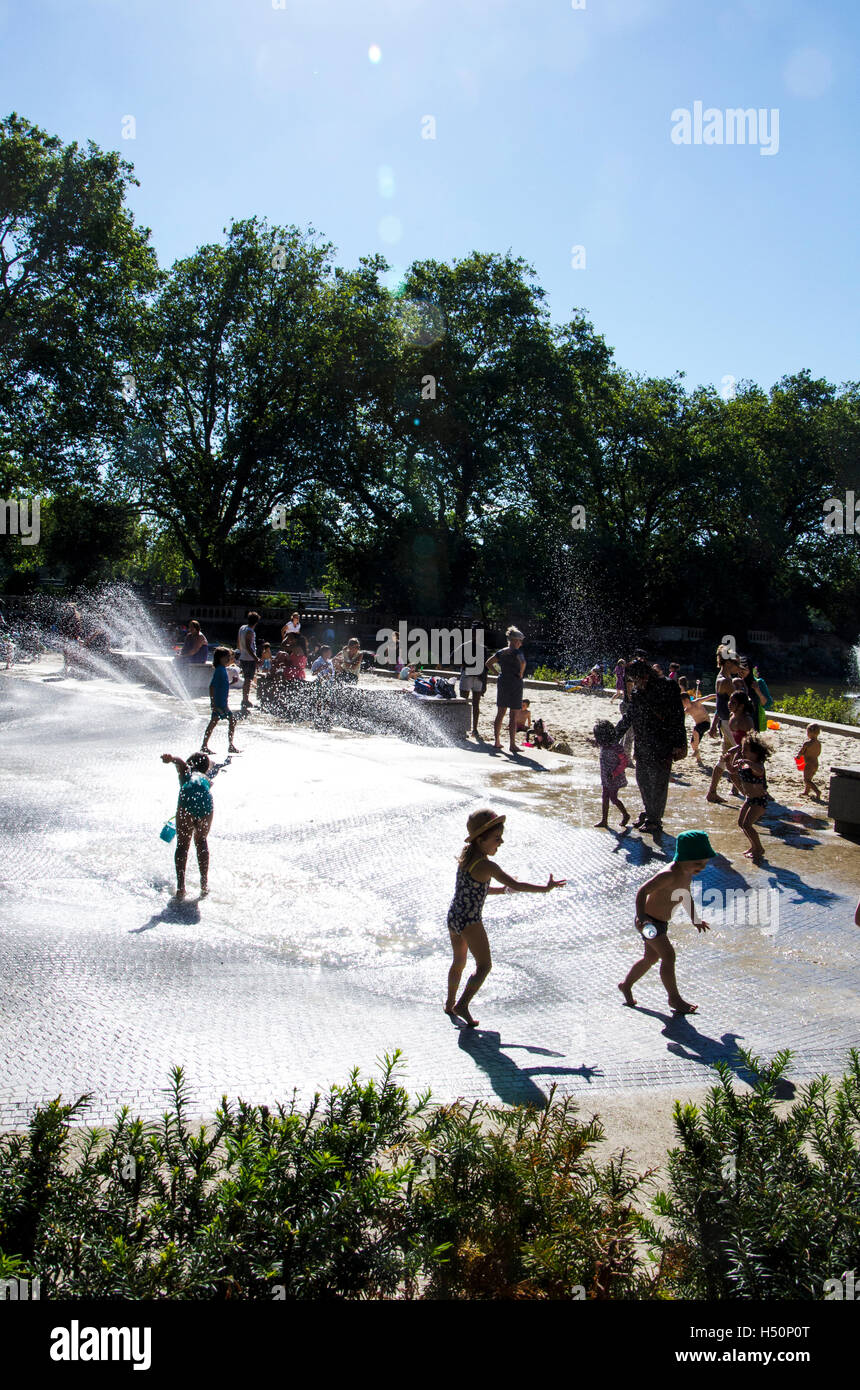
top-left (775, 688), bottom-right (858, 727)
top-left (410, 1089), bottom-right (654, 1299)
top-left (641, 1049), bottom-right (860, 1299)
top-left (3, 1052), bottom-right (859, 1299)
top-left (0, 112), bottom-right (158, 486)
top-left (532, 664), bottom-right (569, 683)
top-left (0, 1060), bottom-right (654, 1300)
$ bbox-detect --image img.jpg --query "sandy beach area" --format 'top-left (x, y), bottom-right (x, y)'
top-left (446, 681), bottom-right (858, 809)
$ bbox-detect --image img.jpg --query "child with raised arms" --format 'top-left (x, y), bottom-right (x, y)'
top-left (445, 808), bottom-right (566, 1027)
top-left (161, 751), bottom-right (225, 899)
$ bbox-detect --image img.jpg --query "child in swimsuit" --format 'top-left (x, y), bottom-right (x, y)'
top-left (445, 808), bottom-right (566, 1027)
top-left (706, 693), bottom-right (754, 804)
top-left (161, 751), bottom-right (225, 899)
top-left (679, 679), bottom-right (711, 763)
top-left (724, 733), bottom-right (772, 862)
top-left (798, 724), bottom-right (822, 800)
top-left (592, 720), bottom-right (630, 829)
top-left (618, 829), bottom-right (714, 1015)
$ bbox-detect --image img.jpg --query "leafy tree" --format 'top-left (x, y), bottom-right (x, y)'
top-left (0, 112), bottom-right (157, 488)
top-left (110, 219), bottom-right (394, 600)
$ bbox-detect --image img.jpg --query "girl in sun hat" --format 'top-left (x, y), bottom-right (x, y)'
top-left (444, 808), bottom-right (566, 1027)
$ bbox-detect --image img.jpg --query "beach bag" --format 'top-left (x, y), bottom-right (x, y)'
top-left (414, 677), bottom-right (437, 696)
top-left (160, 816), bottom-right (177, 843)
top-left (435, 678), bottom-right (456, 700)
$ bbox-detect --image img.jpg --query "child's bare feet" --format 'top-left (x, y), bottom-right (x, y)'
top-left (618, 982), bottom-right (636, 1007)
top-left (619, 810), bottom-right (630, 826)
top-left (595, 819), bottom-right (608, 828)
top-left (174, 888), bottom-right (186, 901)
top-left (200, 884), bottom-right (209, 897)
top-left (452, 1003), bottom-right (479, 1027)
top-left (228, 744), bottom-right (241, 753)
top-left (706, 793), bottom-right (726, 804)
top-left (670, 998), bottom-right (698, 1014)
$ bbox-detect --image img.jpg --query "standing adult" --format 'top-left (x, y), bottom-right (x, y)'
top-left (711, 649), bottom-right (742, 752)
top-left (486, 627), bottom-right (527, 753)
top-left (614, 659), bottom-right (687, 834)
top-left (237, 610), bottom-right (260, 710)
top-left (176, 619), bottom-right (208, 664)
top-left (458, 623), bottom-right (487, 737)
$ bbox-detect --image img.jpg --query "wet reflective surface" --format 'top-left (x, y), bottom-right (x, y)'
top-left (1, 667), bottom-right (858, 1124)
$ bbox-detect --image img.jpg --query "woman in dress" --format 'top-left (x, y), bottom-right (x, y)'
top-left (486, 626), bottom-right (527, 753)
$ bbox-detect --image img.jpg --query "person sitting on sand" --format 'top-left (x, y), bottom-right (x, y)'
top-left (592, 720), bottom-right (630, 829)
top-left (160, 750), bottom-right (224, 899)
top-left (618, 830), bottom-right (714, 1015)
top-left (445, 808), bottom-right (566, 1027)
top-left (513, 699), bottom-right (532, 737)
top-left (724, 732), bottom-right (772, 862)
top-left (797, 724), bottom-right (823, 800)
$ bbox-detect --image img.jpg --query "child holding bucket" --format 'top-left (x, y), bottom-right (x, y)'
top-left (161, 751), bottom-right (222, 899)
top-left (445, 809), bottom-right (566, 1027)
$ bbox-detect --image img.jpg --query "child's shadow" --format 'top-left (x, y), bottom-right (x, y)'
top-left (133, 898), bottom-right (202, 933)
top-left (634, 1012), bottom-right (796, 1098)
top-left (453, 1025), bottom-right (602, 1107)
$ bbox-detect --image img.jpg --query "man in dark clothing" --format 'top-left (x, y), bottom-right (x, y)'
top-left (615, 659), bottom-right (687, 832)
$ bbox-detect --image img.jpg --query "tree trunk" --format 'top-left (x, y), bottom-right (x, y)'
top-left (197, 553), bottom-right (226, 603)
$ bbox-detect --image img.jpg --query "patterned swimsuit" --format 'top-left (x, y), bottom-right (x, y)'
top-left (739, 761), bottom-right (769, 808)
top-left (447, 857), bottom-right (490, 935)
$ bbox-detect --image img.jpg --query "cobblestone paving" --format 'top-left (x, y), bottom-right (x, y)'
top-left (0, 670), bottom-right (857, 1126)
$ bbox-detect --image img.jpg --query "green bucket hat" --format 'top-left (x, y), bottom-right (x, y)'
top-left (673, 830), bottom-right (716, 863)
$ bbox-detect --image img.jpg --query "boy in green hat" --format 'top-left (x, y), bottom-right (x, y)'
top-left (618, 830), bottom-right (715, 1014)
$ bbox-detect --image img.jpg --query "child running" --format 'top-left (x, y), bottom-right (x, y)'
top-left (202, 646), bottom-right (240, 754)
top-left (161, 751), bottom-right (223, 899)
top-left (618, 830), bottom-right (714, 1014)
top-left (678, 678), bottom-right (711, 764)
top-left (797, 724), bottom-right (822, 799)
top-left (592, 720), bottom-right (630, 828)
top-left (725, 732), bottom-right (772, 862)
top-left (445, 808), bottom-right (566, 1027)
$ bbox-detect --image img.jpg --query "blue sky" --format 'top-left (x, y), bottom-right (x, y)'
top-left (2, 0), bottom-right (858, 393)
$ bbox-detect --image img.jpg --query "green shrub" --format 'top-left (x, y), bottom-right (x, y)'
top-left (640, 1048), bottom-right (860, 1299)
top-left (532, 664), bottom-right (569, 683)
top-left (4, 1051), bottom-right (858, 1299)
top-left (0, 1060), bottom-right (652, 1300)
top-left (775, 688), bottom-right (858, 726)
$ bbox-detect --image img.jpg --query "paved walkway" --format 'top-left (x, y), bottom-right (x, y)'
top-left (0, 667), bottom-right (857, 1127)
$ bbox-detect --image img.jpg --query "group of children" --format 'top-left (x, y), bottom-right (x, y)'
top-left (443, 805), bottom-right (715, 1025)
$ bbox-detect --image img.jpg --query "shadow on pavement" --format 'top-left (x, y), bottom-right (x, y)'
top-left (635, 1013), bottom-right (797, 1098)
top-left (133, 899), bottom-right (202, 933)
top-left (453, 1026), bottom-right (603, 1107)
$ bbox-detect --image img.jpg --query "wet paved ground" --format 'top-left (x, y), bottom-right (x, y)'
top-left (0, 664), bottom-right (857, 1127)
